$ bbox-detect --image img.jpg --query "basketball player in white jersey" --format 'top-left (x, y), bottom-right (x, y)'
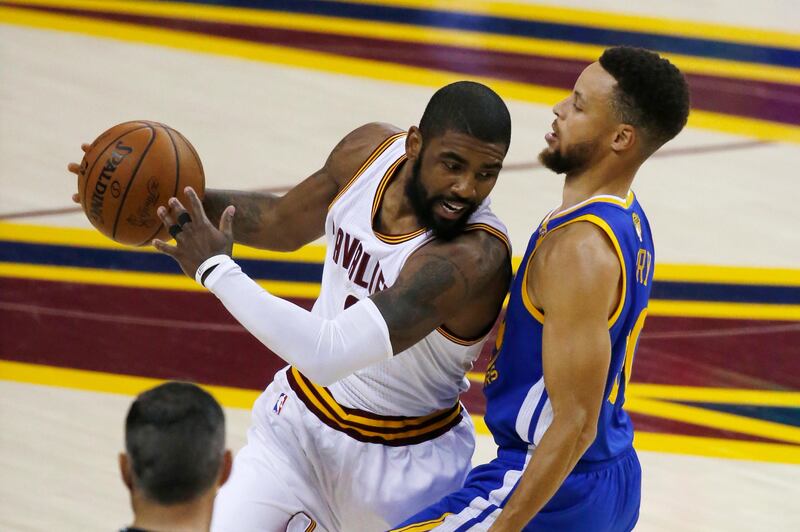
top-left (112, 82), bottom-right (511, 531)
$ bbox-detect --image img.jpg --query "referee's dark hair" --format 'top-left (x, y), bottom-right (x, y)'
top-left (121, 381), bottom-right (228, 504)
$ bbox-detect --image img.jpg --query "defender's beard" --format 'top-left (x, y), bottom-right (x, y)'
top-left (539, 139), bottom-right (598, 175)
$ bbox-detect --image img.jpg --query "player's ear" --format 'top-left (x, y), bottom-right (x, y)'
top-left (218, 449), bottom-right (233, 488)
top-left (119, 453), bottom-right (134, 491)
top-left (611, 124), bottom-right (635, 153)
top-left (406, 126), bottom-right (423, 160)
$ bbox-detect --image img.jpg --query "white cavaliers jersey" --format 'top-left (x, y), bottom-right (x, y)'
top-left (312, 132), bottom-right (510, 416)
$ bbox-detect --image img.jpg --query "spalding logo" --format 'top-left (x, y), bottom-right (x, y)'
top-left (88, 141), bottom-right (133, 225)
top-left (126, 178), bottom-right (160, 228)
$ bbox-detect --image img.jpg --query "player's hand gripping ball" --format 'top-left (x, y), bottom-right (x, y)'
top-left (152, 188), bottom-right (235, 279)
top-left (75, 121), bottom-right (205, 246)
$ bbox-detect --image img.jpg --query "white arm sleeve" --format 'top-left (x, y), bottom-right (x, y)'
top-left (198, 255), bottom-right (393, 386)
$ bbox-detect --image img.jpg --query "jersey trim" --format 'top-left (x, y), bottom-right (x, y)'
top-left (328, 131), bottom-right (406, 210)
top-left (287, 367), bottom-right (463, 445)
top-left (544, 190), bottom-right (635, 227)
top-left (465, 222), bottom-right (512, 255)
top-left (389, 513), bottom-right (452, 532)
top-left (521, 214), bottom-right (628, 328)
top-left (371, 154), bottom-right (428, 244)
top-left (435, 325), bottom-right (485, 346)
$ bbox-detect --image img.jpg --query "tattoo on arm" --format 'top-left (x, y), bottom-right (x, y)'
top-left (376, 254), bottom-right (469, 330)
top-left (203, 190), bottom-right (277, 240)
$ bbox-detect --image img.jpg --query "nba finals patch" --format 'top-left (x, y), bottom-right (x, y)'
top-left (632, 213), bottom-right (643, 241)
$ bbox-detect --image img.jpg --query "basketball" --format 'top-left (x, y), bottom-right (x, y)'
top-left (77, 121), bottom-right (205, 246)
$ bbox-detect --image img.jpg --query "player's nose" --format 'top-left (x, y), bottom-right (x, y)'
top-left (450, 174), bottom-right (478, 202)
top-left (553, 97), bottom-right (567, 118)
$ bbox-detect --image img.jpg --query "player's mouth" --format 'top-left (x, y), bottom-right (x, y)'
top-left (545, 121), bottom-right (558, 145)
top-left (436, 198), bottom-right (469, 220)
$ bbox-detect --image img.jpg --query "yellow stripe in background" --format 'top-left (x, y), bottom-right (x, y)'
top-left (629, 384), bottom-right (800, 407)
top-left (633, 432), bottom-right (800, 465)
top-left (0, 262), bottom-right (322, 299)
top-left (0, 221), bottom-right (327, 263)
top-left (2, 360), bottom-right (799, 464)
top-left (0, 359), bottom-right (261, 409)
top-left (625, 396), bottom-right (800, 446)
top-left (11, 0), bottom-right (800, 51)
top-left (5, 0), bottom-right (798, 85)
top-left (2, 221), bottom-right (800, 320)
top-left (2, 4), bottom-right (800, 144)
top-left (342, 0), bottom-right (800, 50)
top-left (648, 300), bottom-right (800, 321)
top-left (655, 263), bottom-right (800, 287)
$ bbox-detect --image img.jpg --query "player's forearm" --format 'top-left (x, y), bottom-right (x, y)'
top-left (491, 415), bottom-right (596, 530)
top-left (202, 189), bottom-right (284, 249)
top-left (199, 255), bottom-right (393, 385)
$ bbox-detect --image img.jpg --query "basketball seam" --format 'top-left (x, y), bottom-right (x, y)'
top-left (173, 129), bottom-right (205, 190)
top-left (111, 125), bottom-right (157, 240)
top-left (136, 125), bottom-right (181, 247)
top-left (81, 124), bottom-right (150, 210)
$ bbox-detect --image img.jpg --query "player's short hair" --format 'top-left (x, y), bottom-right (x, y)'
top-left (125, 381), bottom-right (225, 504)
top-left (419, 81), bottom-right (511, 150)
top-left (599, 46), bottom-right (690, 151)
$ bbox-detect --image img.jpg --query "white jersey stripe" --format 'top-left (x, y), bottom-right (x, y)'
top-left (514, 376), bottom-right (546, 443)
top-left (436, 449), bottom-right (534, 531)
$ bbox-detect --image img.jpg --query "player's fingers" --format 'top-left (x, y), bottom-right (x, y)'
top-left (152, 238), bottom-right (179, 256)
top-left (158, 205), bottom-right (177, 227)
top-left (168, 197), bottom-right (189, 219)
top-left (219, 205), bottom-right (236, 238)
top-left (184, 187), bottom-right (209, 224)
top-left (167, 197), bottom-right (193, 235)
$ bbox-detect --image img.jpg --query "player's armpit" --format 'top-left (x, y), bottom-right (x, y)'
top-left (371, 230), bottom-right (509, 353)
top-left (203, 122), bottom-right (403, 251)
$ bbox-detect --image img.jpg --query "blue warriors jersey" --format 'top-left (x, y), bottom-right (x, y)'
top-left (483, 192), bottom-right (654, 463)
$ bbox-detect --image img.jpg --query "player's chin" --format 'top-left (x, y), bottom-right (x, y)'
top-left (430, 214), bottom-right (469, 240)
top-left (538, 146), bottom-right (560, 166)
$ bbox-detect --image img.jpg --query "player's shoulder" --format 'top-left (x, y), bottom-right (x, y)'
top-left (416, 229), bottom-right (510, 281)
top-left (538, 222), bottom-right (619, 279)
top-left (325, 122), bottom-right (406, 187)
top-left (528, 221), bottom-right (622, 311)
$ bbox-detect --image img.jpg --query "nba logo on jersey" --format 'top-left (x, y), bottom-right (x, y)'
top-left (273, 393), bottom-right (288, 415)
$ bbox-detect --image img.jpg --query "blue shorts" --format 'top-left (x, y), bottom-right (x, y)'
top-left (390, 446), bottom-right (641, 532)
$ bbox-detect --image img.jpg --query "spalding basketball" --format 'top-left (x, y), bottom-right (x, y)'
top-left (77, 121), bottom-right (205, 246)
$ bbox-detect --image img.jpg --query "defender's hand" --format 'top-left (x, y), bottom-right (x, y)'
top-left (153, 186), bottom-right (236, 278)
top-left (66, 143), bottom-right (91, 204)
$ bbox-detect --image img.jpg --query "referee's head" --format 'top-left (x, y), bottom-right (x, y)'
top-left (119, 381), bottom-right (231, 520)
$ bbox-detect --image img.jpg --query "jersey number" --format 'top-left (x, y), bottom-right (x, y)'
top-left (608, 308), bottom-right (647, 404)
top-left (636, 249), bottom-right (652, 286)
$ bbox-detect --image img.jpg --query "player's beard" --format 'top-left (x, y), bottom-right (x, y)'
top-left (406, 153), bottom-right (478, 241)
top-left (539, 139), bottom-right (598, 175)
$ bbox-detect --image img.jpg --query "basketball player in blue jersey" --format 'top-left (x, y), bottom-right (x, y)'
top-left (391, 47), bottom-right (690, 531)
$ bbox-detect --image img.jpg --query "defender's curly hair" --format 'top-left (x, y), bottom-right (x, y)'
top-left (599, 46), bottom-right (690, 150)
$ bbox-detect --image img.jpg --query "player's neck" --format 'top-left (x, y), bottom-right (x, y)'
top-left (559, 160), bottom-right (638, 213)
top-left (130, 492), bottom-right (214, 532)
top-left (374, 159), bottom-right (422, 235)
